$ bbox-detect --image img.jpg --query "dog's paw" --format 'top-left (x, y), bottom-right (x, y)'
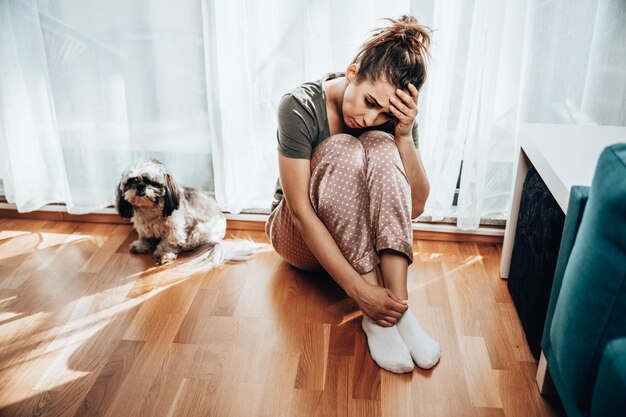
top-left (130, 239), bottom-right (152, 254)
top-left (154, 251), bottom-right (177, 265)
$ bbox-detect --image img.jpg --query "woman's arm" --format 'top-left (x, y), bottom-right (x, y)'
top-left (278, 154), bottom-right (408, 325)
top-left (389, 84), bottom-right (430, 219)
top-left (396, 138), bottom-right (430, 219)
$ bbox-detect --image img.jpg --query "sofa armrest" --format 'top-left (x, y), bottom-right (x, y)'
top-left (546, 144), bottom-right (626, 412)
top-left (591, 338), bottom-right (626, 417)
top-left (541, 185), bottom-right (590, 358)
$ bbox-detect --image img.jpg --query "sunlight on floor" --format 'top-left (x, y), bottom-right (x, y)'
top-left (338, 309), bottom-right (363, 326)
top-left (445, 255), bottom-right (483, 277)
top-left (0, 230), bottom-right (93, 260)
top-left (0, 227), bottom-right (221, 406)
top-left (0, 230), bottom-right (30, 241)
top-left (406, 253), bottom-right (484, 294)
top-left (0, 295), bottom-right (18, 305)
top-left (0, 310), bottom-right (22, 322)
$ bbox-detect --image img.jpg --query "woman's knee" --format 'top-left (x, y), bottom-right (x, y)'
top-left (358, 130), bottom-right (397, 154)
top-left (311, 134), bottom-right (366, 171)
top-left (358, 130), bottom-right (406, 176)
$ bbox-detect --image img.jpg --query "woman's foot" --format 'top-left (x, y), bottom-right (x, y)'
top-left (396, 303), bottom-right (441, 369)
top-left (361, 316), bottom-right (414, 374)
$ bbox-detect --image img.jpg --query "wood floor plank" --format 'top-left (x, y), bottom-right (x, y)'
top-left (318, 354), bottom-right (351, 417)
top-left (79, 225), bottom-right (131, 274)
top-left (443, 261), bottom-right (483, 337)
top-left (167, 378), bottom-right (216, 417)
top-left (380, 371), bottom-right (413, 417)
top-left (0, 218), bottom-right (563, 417)
top-left (498, 302), bottom-right (536, 363)
top-left (134, 342), bottom-right (199, 417)
top-left (238, 318), bottom-right (280, 385)
top-left (99, 373), bottom-right (155, 417)
top-left (351, 327), bottom-right (381, 401)
top-left (123, 276), bottom-right (202, 342)
top-left (291, 388), bottom-right (324, 417)
top-left (461, 335), bottom-right (503, 408)
top-left (328, 303), bottom-right (360, 356)
top-left (257, 350), bottom-right (300, 417)
top-left (348, 397), bottom-right (381, 417)
top-left (173, 288), bottom-right (219, 344)
top-left (233, 252), bottom-right (302, 320)
top-left (73, 340), bottom-right (145, 417)
top-left (209, 261), bottom-right (251, 317)
top-left (410, 308), bottom-right (475, 416)
top-left (294, 321), bottom-right (330, 390)
top-left (478, 243), bottom-right (512, 304)
top-left (477, 306), bottom-right (519, 370)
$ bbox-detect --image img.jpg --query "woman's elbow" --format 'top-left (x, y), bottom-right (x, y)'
top-left (412, 186), bottom-right (430, 219)
top-left (289, 202), bottom-right (312, 229)
top-left (411, 206), bottom-right (425, 220)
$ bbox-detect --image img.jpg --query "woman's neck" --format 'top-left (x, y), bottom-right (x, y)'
top-left (324, 76), bottom-right (347, 118)
top-left (323, 76), bottom-right (351, 135)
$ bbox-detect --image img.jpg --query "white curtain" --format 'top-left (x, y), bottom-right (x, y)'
top-left (1, 0), bottom-right (625, 229)
top-left (203, 0), bottom-right (626, 224)
top-left (0, 0), bottom-right (68, 212)
top-left (0, 0), bottom-right (213, 214)
top-left (202, 0), bottom-right (413, 213)
top-left (415, 0), bottom-right (626, 229)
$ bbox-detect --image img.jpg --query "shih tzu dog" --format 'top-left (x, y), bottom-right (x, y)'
top-left (115, 158), bottom-right (258, 266)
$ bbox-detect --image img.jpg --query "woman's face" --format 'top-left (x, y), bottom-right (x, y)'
top-left (341, 65), bottom-right (397, 129)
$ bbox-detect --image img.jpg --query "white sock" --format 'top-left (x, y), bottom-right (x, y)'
top-left (396, 303), bottom-right (441, 369)
top-left (361, 316), bottom-right (414, 374)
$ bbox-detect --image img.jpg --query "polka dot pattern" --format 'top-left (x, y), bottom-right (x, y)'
top-left (265, 198), bottom-right (323, 272)
top-left (265, 130), bottom-right (414, 273)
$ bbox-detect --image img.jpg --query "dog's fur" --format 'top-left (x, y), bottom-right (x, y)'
top-left (115, 158), bottom-right (254, 266)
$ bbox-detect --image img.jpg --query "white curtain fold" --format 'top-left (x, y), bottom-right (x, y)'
top-left (416, 0), bottom-right (529, 228)
top-left (415, 0), bottom-right (625, 229)
top-left (202, 0), bottom-right (411, 213)
top-left (0, 0), bottom-right (213, 214)
top-left (0, 0), bottom-right (69, 212)
top-left (446, 0), bottom-right (511, 229)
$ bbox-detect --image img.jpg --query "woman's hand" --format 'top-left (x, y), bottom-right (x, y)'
top-left (389, 83), bottom-right (419, 141)
top-left (352, 280), bottom-right (408, 327)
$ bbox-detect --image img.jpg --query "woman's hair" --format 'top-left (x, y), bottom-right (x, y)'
top-left (351, 15), bottom-right (432, 91)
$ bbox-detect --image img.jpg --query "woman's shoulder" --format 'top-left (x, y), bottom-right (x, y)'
top-left (280, 72), bottom-right (344, 110)
top-left (278, 74), bottom-right (330, 126)
top-left (277, 92), bottom-right (315, 126)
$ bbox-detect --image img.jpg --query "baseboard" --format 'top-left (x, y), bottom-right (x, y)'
top-left (0, 207), bottom-right (131, 224)
top-left (0, 206), bottom-right (504, 244)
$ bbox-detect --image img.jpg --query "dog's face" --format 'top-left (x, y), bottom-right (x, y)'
top-left (115, 159), bottom-right (180, 218)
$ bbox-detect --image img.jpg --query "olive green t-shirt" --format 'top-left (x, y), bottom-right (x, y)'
top-left (272, 72), bottom-right (419, 211)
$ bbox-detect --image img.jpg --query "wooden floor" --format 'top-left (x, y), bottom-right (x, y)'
top-left (0, 218), bottom-right (563, 417)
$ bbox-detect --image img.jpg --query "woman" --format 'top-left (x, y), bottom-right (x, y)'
top-left (265, 15), bottom-right (440, 374)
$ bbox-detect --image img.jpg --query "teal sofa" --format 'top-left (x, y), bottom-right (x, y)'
top-left (539, 143), bottom-right (626, 417)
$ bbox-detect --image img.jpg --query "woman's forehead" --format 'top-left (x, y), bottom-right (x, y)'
top-left (362, 79), bottom-right (397, 105)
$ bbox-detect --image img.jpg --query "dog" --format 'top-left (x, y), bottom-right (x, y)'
top-left (115, 158), bottom-right (258, 266)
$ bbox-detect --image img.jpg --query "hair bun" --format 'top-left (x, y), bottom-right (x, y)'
top-left (351, 15), bottom-right (432, 91)
top-left (399, 15), bottom-right (418, 25)
top-left (382, 15), bottom-right (431, 50)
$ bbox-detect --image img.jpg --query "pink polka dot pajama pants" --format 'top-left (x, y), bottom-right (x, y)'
top-left (265, 130), bottom-right (414, 274)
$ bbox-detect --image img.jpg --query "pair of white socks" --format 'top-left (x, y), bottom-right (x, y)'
top-left (361, 302), bottom-right (441, 374)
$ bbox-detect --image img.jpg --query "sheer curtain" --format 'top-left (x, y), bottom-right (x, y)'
top-left (204, 0), bottom-right (625, 226)
top-left (415, 0), bottom-right (528, 229)
top-left (0, 0), bottom-right (213, 214)
top-left (202, 0), bottom-right (412, 213)
top-left (415, 0), bottom-right (626, 229)
top-left (1, 0), bottom-right (625, 228)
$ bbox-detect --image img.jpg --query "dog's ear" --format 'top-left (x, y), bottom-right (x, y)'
top-left (162, 173), bottom-right (180, 217)
top-left (115, 181), bottom-right (134, 219)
